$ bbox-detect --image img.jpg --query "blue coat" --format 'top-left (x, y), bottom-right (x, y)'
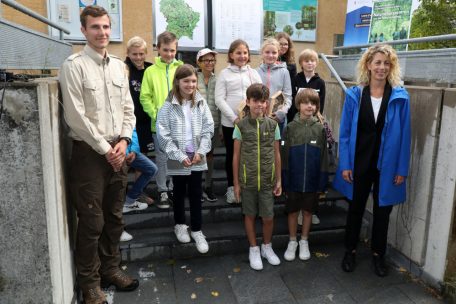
top-left (332, 85), bottom-right (411, 206)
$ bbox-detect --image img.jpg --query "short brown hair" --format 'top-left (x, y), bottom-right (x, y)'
top-left (172, 64), bottom-right (198, 104)
top-left (80, 5), bottom-right (109, 28)
top-left (246, 83), bottom-right (270, 101)
top-left (227, 39), bottom-right (251, 64)
top-left (157, 31), bottom-right (177, 48)
top-left (294, 88), bottom-right (319, 113)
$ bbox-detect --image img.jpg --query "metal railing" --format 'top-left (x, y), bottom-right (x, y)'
top-left (319, 53), bottom-right (347, 91)
top-left (333, 34), bottom-right (456, 55)
top-left (0, 0), bottom-right (70, 39)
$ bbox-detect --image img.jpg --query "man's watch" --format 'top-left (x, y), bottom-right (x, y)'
top-left (120, 137), bottom-right (131, 145)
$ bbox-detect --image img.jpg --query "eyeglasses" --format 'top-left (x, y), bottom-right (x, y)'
top-left (202, 59), bottom-right (216, 64)
top-left (280, 43), bottom-right (289, 47)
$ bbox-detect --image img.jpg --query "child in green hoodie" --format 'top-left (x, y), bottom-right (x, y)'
top-left (140, 31), bottom-right (183, 209)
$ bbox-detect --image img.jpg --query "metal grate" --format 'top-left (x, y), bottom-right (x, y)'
top-left (0, 19), bottom-right (72, 70)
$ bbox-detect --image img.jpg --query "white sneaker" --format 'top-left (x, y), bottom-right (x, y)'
top-left (297, 211), bottom-right (303, 226)
top-left (190, 231), bottom-right (209, 254)
top-left (261, 243), bottom-right (281, 265)
top-left (312, 214), bottom-right (320, 225)
top-left (226, 186), bottom-right (238, 204)
top-left (284, 240), bottom-right (298, 261)
top-left (120, 231), bottom-right (133, 242)
top-left (299, 239), bottom-right (311, 260)
top-left (174, 224), bottom-right (190, 243)
top-left (249, 246), bottom-right (263, 270)
top-left (123, 200), bottom-right (148, 213)
top-left (157, 192), bottom-right (170, 209)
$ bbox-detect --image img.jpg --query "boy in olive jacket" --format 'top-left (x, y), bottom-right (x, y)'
top-left (233, 84), bottom-right (282, 271)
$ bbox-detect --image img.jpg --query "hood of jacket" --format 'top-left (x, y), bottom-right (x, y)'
top-left (154, 56), bottom-right (184, 70)
top-left (124, 57), bottom-right (153, 71)
top-left (292, 114), bottom-right (319, 126)
top-left (226, 64), bottom-right (255, 73)
top-left (258, 62), bottom-right (287, 73)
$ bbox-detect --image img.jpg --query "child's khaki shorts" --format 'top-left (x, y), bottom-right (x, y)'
top-left (241, 188), bottom-right (274, 218)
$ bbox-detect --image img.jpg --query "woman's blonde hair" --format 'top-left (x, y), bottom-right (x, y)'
top-left (357, 44), bottom-right (401, 87)
top-left (261, 38), bottom-right (280, 54)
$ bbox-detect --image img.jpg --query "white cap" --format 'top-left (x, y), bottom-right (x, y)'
top-left (196, 48), bottom-right (217, 62)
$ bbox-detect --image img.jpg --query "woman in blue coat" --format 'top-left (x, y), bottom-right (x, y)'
top-left (333, 44), bottom-right (411, 277)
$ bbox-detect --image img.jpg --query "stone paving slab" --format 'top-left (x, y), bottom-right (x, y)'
top-left (106, 238), bottom-right (445, 304)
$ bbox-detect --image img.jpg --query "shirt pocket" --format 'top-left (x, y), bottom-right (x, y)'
top-left (112, 78), bottom-right (127, 106)
top-left (82, 78), bottom-right (102, 119)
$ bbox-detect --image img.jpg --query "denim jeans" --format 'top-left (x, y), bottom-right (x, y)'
top-left (125, 152), bottom-right (158, 204)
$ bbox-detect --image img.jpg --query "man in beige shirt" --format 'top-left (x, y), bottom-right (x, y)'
top-left (59, 6), bottom-right (137, 304)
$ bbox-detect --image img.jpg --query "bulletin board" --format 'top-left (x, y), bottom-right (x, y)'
top-left (153, 0), bottom-right (208, 50)
top-left (47, 0), bottom-right (123, 42)
top-left (212, 0), bottom-right (263, 52)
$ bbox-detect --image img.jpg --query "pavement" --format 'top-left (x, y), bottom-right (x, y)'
top-left (106, 234), bottom-right (445, 304)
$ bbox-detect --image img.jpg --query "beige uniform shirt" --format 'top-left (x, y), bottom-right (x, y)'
top-left (59, 45), bottom-right (136, 155)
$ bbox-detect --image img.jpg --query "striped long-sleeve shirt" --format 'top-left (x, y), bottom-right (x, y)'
top-left (156, 91), bottom-right (214, 175)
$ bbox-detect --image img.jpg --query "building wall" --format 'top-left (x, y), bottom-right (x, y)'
top-left (2, 0), bottom-right (347, 79)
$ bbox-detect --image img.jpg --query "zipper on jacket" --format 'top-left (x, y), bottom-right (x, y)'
top-left (243, 163), bottom-right (247, 184)
top-left (166, 64), bottom-right (170, 93)
top-left (267, 65), bottom-right (271, 89)
top-left (257, 119), bottom-right (261, 191)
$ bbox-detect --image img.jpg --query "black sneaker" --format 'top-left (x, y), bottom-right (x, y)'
top-left (157, 192), bottom-right (170, 209)
top-left (203, 188), bottom-right (218, 202)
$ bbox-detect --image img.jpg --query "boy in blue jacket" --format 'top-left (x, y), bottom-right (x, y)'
top-left (282, 88), bottom-right (328, 261)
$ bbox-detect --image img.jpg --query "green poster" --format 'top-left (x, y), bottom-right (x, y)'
top-left (263, 0), bottom-right (318, 42)
top-left (369, 0), bottom-right (413, 50)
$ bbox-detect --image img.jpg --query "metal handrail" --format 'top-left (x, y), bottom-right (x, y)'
top-left (319, 53), bottom-right (347, 91)
top-left (0, 0), bottom-right (70, 39)
top-left (333, 34), bottom-right (456, 55)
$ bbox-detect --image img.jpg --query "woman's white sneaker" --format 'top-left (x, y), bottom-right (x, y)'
top-left (190, 231), bottom-right (209, 253)
top-left (261, 243), bottom-right (281, 265)
top-left (284, 240), bottom-right (298, 261)
top-left (249, 246), bottom-right (263, 270)
top-left (174, 224), bottom-right (190, 243)
top-left (299, 239), bottom-right (311, 260)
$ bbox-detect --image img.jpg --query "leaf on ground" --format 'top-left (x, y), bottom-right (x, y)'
top-left (398, 267), bottom-right (408, 273)
top-left (233, 267), bottom-right (241, 273)
top-left (194, 277), bottom-right (204, 283)
top-left (187, 269), bottom-right (192, 274)
top-left (211, 291), bottom-right (219, 297)
top-left (191, 293), bottom-right (197, 300)
top-left (166, 259), bottom-right (176, 265)
top-left (314, 252), bottom-right (329, 258)
top-left (121, 265), bottom-right (127, 270)
top-left (181, 265), bottom-right (187, 269)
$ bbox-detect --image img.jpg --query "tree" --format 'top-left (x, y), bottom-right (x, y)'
top-left (409, 0), bottom-right (456, 50)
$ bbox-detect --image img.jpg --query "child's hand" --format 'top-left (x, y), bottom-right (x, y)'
top-left (234, 184), bottom-right (241, 203)
top-left (182, 158), bottom-right (192, 167)
top-left (192, 153), bottom-right (202, 164)
top-left (273, 181), bottom-right (282, 197)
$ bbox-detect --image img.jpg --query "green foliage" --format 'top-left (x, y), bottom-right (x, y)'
top-left (409, 0), bottom-right (456, 50)
top-left (160, 0), bottom-right (200, 40)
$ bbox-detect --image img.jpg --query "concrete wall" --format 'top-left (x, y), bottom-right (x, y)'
top-left (0, 81), bottom-right (75, 304)
top-left (325, 80), bottom-right (456, 286)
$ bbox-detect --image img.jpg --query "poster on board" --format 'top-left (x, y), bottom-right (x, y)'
top-left (153, 0), bottom-right (207, 50)
top-left (263, 0), bottom-right (318, 42)
top-left (48, 0), bottom-right (122, 41)
top-left (212, 0), bottom-right (263, 52)
top-left (343, 0), bottom-right (420, 47)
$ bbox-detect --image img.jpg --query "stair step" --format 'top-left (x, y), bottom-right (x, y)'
top-left (120, 203), bottom-right (349, 262)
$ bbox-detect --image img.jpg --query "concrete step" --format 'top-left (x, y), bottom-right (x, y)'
top-left (123, 188), bottom-right (347, 229)
top-left (120, 203), bottom-right (351, 262)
